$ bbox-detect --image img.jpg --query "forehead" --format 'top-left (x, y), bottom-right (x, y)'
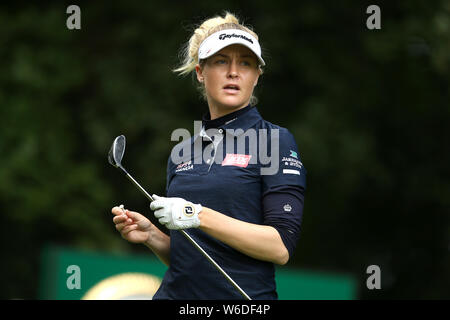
top-left (213, 44), bottom-right (257, 59)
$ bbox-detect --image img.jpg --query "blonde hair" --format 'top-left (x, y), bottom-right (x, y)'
top-left (173, 12), bottom-right (262, 105)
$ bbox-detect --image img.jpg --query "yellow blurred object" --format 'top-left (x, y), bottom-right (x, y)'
top-left (82, 273), bottom-right (161, 300)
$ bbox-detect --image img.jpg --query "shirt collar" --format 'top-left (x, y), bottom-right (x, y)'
top-left (202, 105), bottom-right (262, 136)
top-left (202, 104), bottom-right (253, 130)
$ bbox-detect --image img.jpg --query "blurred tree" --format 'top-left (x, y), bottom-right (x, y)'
top-left (0, 0), bottom-right (448, 299)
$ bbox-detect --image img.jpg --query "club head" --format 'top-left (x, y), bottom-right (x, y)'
top-left (108, 135), bottom-right (126, 168)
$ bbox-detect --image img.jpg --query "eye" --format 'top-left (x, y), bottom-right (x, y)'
top-left (214, 59), bottom-right (227, 65)
top-left (241, 58), bottom-right (258, 67)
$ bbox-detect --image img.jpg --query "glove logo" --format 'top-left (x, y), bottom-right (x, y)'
top-left (183, 204), bottom-right (195, 217)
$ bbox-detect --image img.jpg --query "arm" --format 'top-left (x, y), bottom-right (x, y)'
top-left (150, 196), bottom-right (288, 265)
top-left (143, 225), bottom-right (171, 267)
top-left (150, 195), bottom-right (298, 266)
top-left (111, 206), bottom-right (171, 266)
top-left (198, 207), bottom-right (289, 265)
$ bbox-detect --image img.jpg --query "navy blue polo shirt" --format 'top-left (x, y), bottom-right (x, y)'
top-left (152, 105), bottom-right (306, 300)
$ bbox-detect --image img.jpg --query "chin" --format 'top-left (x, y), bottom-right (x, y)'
top-left (219, 97), bottom-right (249, 109)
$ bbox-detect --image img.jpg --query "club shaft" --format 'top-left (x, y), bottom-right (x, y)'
top-left (179, 230), bottom-right (251, 300)
top-left (122, 169), bottom-right (154, 202)
top-left (120, 167), bottom-right (251, 300)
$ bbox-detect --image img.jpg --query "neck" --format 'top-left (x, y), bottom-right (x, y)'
top-left (208, 101), bottom-right (250, 120)
top-left (202, 104), bottom-right (253, 130)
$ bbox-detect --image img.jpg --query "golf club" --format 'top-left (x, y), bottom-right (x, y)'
top-left (108, 135), bottom-right (251, 300)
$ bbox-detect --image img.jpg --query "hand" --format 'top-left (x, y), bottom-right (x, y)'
top-left (111, 206), bottom-right (152, 243)
top-left (150, 195), bottom-right (202, 230)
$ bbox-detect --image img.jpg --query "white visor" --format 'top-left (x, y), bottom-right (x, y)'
top-left (198, 29), bottom-right (265, 66)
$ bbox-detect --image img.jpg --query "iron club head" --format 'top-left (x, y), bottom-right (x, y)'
top-left (108, 135), bottom-right (126, 168)
top-left (107, 134), bottom-right (153, 202)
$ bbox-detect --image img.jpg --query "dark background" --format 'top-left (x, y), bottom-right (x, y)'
top-left (1, 0), bottom-right (448, 299)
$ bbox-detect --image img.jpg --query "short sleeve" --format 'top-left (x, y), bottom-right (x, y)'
top-left (261, 128), bottom-right (307, 196)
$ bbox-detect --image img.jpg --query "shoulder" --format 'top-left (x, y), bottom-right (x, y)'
top-left (252, 109), bottom-right (295, 137)
top-left (256, 118), bottom-right (298, 146)
top-left (167, 135), bottom-right (196, 169)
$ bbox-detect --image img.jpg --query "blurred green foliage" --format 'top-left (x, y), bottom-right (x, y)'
top-left (0, 1), bottom-right (448, 299)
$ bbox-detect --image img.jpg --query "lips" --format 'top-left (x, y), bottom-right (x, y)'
top-left (223, 83), bottom-right (240, 93)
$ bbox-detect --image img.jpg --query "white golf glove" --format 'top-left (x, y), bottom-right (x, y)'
top-left (150, 194), bottom-right (202, 230)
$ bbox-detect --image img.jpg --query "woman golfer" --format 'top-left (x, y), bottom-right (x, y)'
top-left (111, 12), bottom-right (306, 299)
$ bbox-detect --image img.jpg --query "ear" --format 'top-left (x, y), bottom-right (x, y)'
top-left (195, 64), bottom-right (204, 83)
top-left (253, 71), bottom-right (261, 87)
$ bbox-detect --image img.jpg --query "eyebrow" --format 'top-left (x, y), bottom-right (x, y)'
top-left (214, 53), bottom-right (255, 59)
top-left (214, 54), bottom-right (228, 58)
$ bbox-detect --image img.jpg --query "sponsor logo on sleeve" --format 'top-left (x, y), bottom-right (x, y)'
top-left (281, 154), bottom-right (303, 170)
top-left (283, 169), bottom-right (300, 175)
top-left (175, 160), bottom-right (193, 173)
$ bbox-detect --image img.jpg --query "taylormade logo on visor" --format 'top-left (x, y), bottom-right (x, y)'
top-left (218, 33), bottom-right (254, 44)
top-left (198, 29), bottom-right (265, 66)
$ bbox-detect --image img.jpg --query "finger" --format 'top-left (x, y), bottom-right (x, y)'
top-left (117, 216), bottom-right (133, 225)
top-left (116, 217), bottom-right (135, 230)
top-left (150, 201), bottom-right (162, 210)
top-left (115, 217), bottom-right (133, 229)
top-left (113, 215), bottom-right (127, 224)
top-left (115, 222), bottom-right (127, 232)
top-left (111, 206), bottom-right (126, 216)
top-left (158, 216), bottom-right (170, 225)
top-left (150, 200), bottom-right (165, 211)
top-left (153, 209), bottom-right (166, 219)
top-left (124, 210), bottom-right (143, 221)
top-left (122, 224), bottom-right (138, 234)
top-left (152, 194), bottom-right (161, 200)
top-left (157, 210), bottom-right (170, 224)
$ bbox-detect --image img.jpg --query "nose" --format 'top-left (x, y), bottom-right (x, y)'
top-left (227, 60), bottom-right (239, 79)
